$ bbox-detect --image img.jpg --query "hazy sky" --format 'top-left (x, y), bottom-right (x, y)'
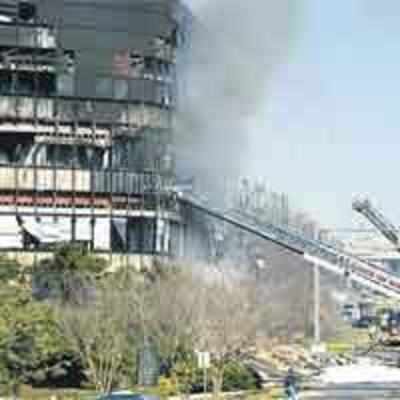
top-left (185, 1), bottom-right (400, 229)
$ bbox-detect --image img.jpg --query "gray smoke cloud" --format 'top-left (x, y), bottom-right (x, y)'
top-left (175, 0), bottom-right (300, 197)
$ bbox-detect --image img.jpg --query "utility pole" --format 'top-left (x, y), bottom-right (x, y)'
top-left (313, 262), bottom-right (321, 345)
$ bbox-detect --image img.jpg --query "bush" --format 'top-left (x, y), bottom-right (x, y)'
top-left (222, 362), bottom-right (260, 392)
top-left (157, 376), bottom-right (179, 398)
top-left (163, 358), bottom-right (261, 394)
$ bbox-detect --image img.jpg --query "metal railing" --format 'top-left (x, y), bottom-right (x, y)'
top-left (0, 96), bottom-right (170, 128)
top-left (0, 166), bottom-right (172, 195)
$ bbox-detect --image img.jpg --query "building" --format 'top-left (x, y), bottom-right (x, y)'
top-left (0, 0), bottom-right (191, 266)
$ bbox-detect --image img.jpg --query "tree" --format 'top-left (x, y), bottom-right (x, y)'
top-left (196, 266), bottom-right (262, 395)
top-left (57, 274), bottom-right (139, 393)
top-left (246, 239), bottom-right (345, 342)
top-left (0, 282), bottom-right (70, 396)
top-left (145, 266), bottom-right (204, 366)
top-left (33, 244), bottom-right (108, 303)
top-left (141, 263), bottom-right (263, 395)
top-left (143, 262), bottom-right (263, 395)
top-left (130, 264), bottom-right (205, 396)
top-left (221, 361), bottom-right (259, 391)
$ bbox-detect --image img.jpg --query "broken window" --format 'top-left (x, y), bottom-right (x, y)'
top-left (143, 57), bottom-right (154, 80)
top-left (111, 218), bottom-right (127, 252)
top-left (18, 2), bottom-right (37, 23)
top-left (128, 217), bottom-right (155, 253)
top-left (36, 72), bottom-right (56, 96)
top-left (0, 71), bottom-right (12, 94)
top-left (131, 53), bottom-right (144, 78)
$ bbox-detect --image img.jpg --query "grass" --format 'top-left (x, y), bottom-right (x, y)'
top-left (7, 383), bottom-right (284, 400)
top-left (326, 341), bottom-right (353, 354)
top-left (326, 325), bottom-right (371, 355)
top-left (10, 388), bottom-right (284, 400)
top-left (245, 388), bottom-right (284, 400)
top-left (3, 386), bottom-right (98, 400)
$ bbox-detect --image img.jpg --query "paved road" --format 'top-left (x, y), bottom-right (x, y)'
top-left (301, 384), bottom-right (400, 399)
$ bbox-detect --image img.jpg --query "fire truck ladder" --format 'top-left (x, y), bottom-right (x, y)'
top-left (352, 198), bottom-right (400, 251)
top-left (177, 191), bottom-right (400, 299)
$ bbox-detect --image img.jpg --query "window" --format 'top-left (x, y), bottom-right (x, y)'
top-left (36, 72), bottom-right (56, 96)
top-left (46, 144), bottom-right (75, 167)
top-left (57, 74), bottom-right (74, 96)
top-left (0, 71), bottom-right (12, 94)
top-left (130, 79), bottom-right (144, 102)
top-left (18, 2), bottom-right (37, 22)
top-left (127, 218), bottom-right (155, 253)
top-left (113, 79), bottom-right (128, 100)
top-left (15, 72), bottom-right (34, 95)
top-left (143, 57), bottom-right (154, 79)
top-left (95, 77), bottom-right (112, 98)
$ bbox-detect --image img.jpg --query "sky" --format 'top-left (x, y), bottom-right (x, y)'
top-left (185, 0), bottom-right (400, 230)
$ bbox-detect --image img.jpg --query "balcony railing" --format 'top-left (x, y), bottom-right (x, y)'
top-left (0, 96), bottom-right (170, 129)
top-left (0, 166), bottom-right (171, 195)
top-left (0, 24), bottom-right (56, 49)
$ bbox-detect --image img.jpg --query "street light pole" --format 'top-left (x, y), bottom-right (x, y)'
top-left (313, 262), bottom-right (321, 345)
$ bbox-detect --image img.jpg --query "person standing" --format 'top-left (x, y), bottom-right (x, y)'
top-left (284, 368), bottom-right (299, 400)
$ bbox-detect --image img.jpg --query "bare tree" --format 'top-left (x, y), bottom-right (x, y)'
top-left (195, 265), bottom-right (262, 395)
top-left (145, 265), bottom-right (204, 364)
top-left (144, 263), bottom-right (263, 395)
top-left (57, 276), bottom-right (138, 393)
top-left (56, 256), bottom-right (342, 396)
top-left (251, 240), bottom-right (345, 342)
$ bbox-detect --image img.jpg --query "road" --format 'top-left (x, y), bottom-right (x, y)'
top-left (301, 384), bottom-right (400, 399)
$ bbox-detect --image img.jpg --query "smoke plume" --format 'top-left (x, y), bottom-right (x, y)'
top-left (176, 0), bottom-right (299, 197)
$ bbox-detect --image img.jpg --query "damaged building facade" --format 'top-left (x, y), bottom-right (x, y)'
top-left (0, 0), bottom-right (191, 265)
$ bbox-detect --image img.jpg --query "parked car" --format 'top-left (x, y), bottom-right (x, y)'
top-left (97, 391), bottom-right (159, 400)
top-left (352, 315), bottom-right (378, 329)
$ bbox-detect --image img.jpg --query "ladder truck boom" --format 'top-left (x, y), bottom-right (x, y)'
top-left (352, 198), bottom-right (399, 250)
top-left (177, 191), bottom-right (400, 299)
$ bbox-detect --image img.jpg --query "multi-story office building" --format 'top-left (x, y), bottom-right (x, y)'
top-left (0, 0), bottom-right (191, 266)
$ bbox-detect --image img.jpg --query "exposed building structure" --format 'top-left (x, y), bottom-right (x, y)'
top-left (0, 0), bottom-right (191, 265)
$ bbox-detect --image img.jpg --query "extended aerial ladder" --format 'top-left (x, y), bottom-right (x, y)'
top-left (352, 198), bottom-right (400, 251)
top-left (176, 191), bottom-right (400, 300)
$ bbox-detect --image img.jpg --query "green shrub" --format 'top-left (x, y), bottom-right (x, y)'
top-left (157, 376), bottom-right (179, 398)
top-left (222, 362), bottom-right (260, 392)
